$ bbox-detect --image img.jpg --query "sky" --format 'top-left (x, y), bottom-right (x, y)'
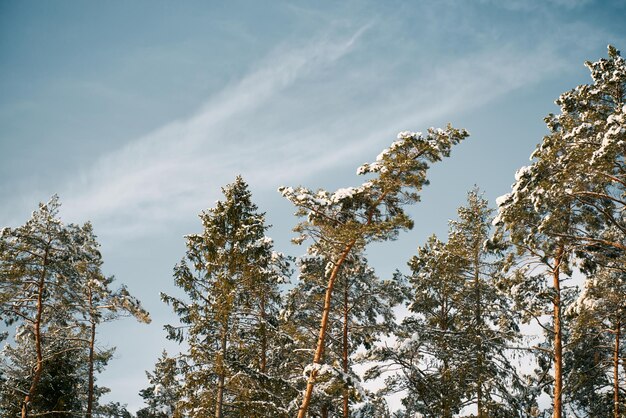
top-left (1, 0), bottom-right (625, 412)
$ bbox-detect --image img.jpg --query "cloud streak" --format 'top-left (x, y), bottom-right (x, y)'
top-left (4, 25), bottom-right (570, 238)
top-left (55, 27), bottom-right (369, 233)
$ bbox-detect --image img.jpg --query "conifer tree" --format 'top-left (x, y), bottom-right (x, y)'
top-left (447, 189), bottom-right (523, 416)
top-left (496, 45), bottom-right (626, 417)
top-left (0, 197), bottom-right (150, 418)
top-left (0, 196), bottom-right (83, 418)
top-left (539, 45), bottom-right (625, 257)
top-left (495, 158), bottom-right (576, 418)
top-left (0, 319), bottom-right (84, 417)
top-left (370, 235), bottom-right (468, 417)
top-left (282, 253), bottom-right (404, 416)
top-left (367, 190), bottom-right (525, 416)
top-left (162, 176), bottom-right (289, 418)
top-left (280, 126), bottom-right (468, 417)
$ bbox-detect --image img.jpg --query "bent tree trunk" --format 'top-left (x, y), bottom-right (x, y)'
top-left (297, 241), bottom-right (355, 418)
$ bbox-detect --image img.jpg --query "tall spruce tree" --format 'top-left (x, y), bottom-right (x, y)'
top-left (280, 126), bottom-right (468, 417)
top-left (162, 176), bottom-right (289, 418)
top-left (367, 235), bottom-right (469, 417)
top-left (367, 190), bottom-right (524, 416)
top-left (446, 189), bottom-right (523, 415)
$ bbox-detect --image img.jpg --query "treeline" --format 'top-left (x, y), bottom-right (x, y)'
top-left (1, 47), bottom-right (624, 418)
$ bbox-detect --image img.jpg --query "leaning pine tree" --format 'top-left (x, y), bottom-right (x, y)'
top-left (280, 125), bottom-right (468, 417)
top-left (162, 176), bottom-right (289, 418)
top-left (283, 252), bottom-right (404, 417)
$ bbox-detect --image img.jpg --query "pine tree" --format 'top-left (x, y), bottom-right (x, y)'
top-left (539, 45), bottom-right (625, 257)
top-left (280, 126), bottom-right (468, 417)
top-left (495, 45), bottom-right (626, 417)
top-left (162, 176), bottom-right (289, 418)
top-left (0, 319), bottom-right (84, 417)
top-left (0, 196), bottom-right (84, 418)
top-left (282, 253), bottom-right (404, 416)
top-left (0, 197), bottom-right (150, 418)
top-left (495, 161), bottom-right (576, 418)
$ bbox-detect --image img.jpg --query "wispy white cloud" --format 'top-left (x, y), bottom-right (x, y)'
top-left (3, 26), bottom-right (569, 238)
top-left (54, 27), bottom-right (370, 233)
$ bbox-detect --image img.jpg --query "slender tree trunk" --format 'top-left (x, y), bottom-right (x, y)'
top-left (552, 245), bottom-right (564, 418)
top-left (321, 405), bottom-right (329, 418)
top-left (22, 247), bottom-right (49, 418)
top-left (215, 320), bottom-right (229, 418)
top-left (87, 288), bottom-right (96, 418)
top-left (614, 318), bottom-right (621, 418)
top-left (342, 279), bottom-right (349, 418)
top-left (260, 295), bottom-right (267, 374)
top-left (297, 241), bottom-right (355, 418)
top-left (441, 293), bottom-right (451, 418)
top-left (443, 361), bottom-right (451, 418)
top-left (474, 244), bottom-right (483, 418)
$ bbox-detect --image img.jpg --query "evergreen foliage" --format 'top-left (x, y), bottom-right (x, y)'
top-left (162, 176), bottom-right (290, 418)
top-left (2, 45), bottom-right (625, 418)
top-left (367, 190), bottom-right (526, 417)
top-left (0, 197), bottom-right (149, 418)
top-left (281, 126), bottom-right (468, 417)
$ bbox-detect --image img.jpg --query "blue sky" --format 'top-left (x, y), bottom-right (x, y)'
top-left (1, 0), bottom-right (625, 412)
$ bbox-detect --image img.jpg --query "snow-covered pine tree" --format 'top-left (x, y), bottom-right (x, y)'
top-left (0, 197), bottom-right (150, 418)
top-left (280, 125), bottom-right (468, 418)
top-left (137, 351), bottom-right (183, 418)
top-left (162, 176), bottom-right (290, 418)
top-left (282, 253), bottom-right (404, 417)
top-left (540, 45), bottom-right (625, 258)
top-left (0, 196), bottom-right (85, 418)
top-left (495, 45), bottom-right (626, 418)
top-left (495, 155), bottom-right (577, 418)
